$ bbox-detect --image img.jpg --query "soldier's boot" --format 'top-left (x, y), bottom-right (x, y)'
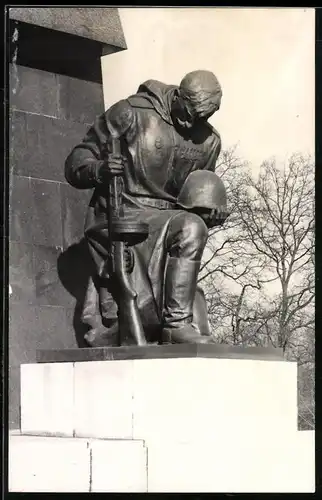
top-left (162, 257), bottom-right (214, 344)
top-left (84, 319), bottom-right (119, 347)
top-left (83, 280), bottom-right (119, 347)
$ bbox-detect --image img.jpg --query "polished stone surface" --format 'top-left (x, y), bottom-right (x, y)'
top-left (29, 178), bottom-right (63, 247)
top-left (9, 7), bottom-right (127, 49)
top-left (32, 245), bottom-right (72, 307)
top-left (9, 65), bottom-right (103, 124)
top-left (10, 176), bottom-right (63, 247)
top-left (60, 184), bottom-right (93, 249)
top-left (36, 343), bottom-right (284, 363)
top-left (58, 73), bottom-right (104, 124)
top-left (10, 112), bottom-right (89, 182)
top-left (9, 64), bottom-right (59, 117)
top-left (9, 110), bottom-right (28, 174)
top-left (11, 112), bottom-right (58, 180)
top-left (49, 119), bottom-right (91, 179)
top-left (9, 175), bottom-right (32, 244)
top-left (9, 242), bottom-right (78, 307)
top-left (9, 241), bottom-right (35, 303)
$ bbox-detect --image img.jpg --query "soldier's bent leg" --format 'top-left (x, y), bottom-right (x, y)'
top-left (83, 228), bottom-right (119, 347)
top-left (162, 212), bottom-right (213, 344)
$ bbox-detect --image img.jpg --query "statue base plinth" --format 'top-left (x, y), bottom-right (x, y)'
top-left (13, 345), bottom-right (314, 492)
top-left (36, 343), bottom-right (284, 363)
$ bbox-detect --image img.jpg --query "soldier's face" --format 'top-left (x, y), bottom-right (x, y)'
top-left (173, 96), bottom-right (195, 129)
top-left (173, 93), bottom-right (221, 130)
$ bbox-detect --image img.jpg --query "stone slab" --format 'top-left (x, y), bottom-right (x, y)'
top-left (36, 343), bottom-right (284, 363)
top-left (91, 439), bottom-right (147, 492)
top-left (130, 358), bottom-right (297, 444)
top-left (10, 175), bottom-right (63, 247)
top-left (9, 434), bottom-right (91, 492)
top-left (147, 431), bottom-right (315, 493)
top-left (8, 431), bottom-right (314, 493)
top-left (20, 363), bottom-right (74, 437)
top-left (73, 360), bottom-right (133, 439)
top-left (21, 356), bottom-right (297, 441)
top-left (8, 433), bottom-right (147, 493)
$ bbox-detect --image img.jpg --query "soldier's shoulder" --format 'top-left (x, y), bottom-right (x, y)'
top-left (206, 122), bottom-right (221, 142)
top-left (105, 99), bottom-right (135, 134)
top-left (105, 99), bottom-right (134, 121)
top-left (127, 94), bottom-right (155, 110)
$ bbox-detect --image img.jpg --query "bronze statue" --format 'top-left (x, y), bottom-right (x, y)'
top-left (65, 70), bottom-right (229, 347)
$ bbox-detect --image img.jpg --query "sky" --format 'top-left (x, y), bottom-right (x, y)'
top-left (103, 7), bottom-right (315, 168)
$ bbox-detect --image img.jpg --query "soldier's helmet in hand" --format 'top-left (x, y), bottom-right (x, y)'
top-left (177, 170), bottom-right (227, 211)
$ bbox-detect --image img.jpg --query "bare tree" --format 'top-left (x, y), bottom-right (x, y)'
top-left (298, 361), bottom-right (315, 430)
top-left (199, 146), bottom-right (265, 305)
top-left (236, 154), bottom-right (314, 353)
top-left (199, 146), bottom-right (289, 345)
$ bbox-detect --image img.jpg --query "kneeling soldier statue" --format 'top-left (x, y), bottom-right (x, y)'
top-left (65, 70), bottom-right (229, 346)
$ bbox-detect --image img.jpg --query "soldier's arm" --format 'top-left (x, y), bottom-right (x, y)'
top-left (65, 100), bottom-right (134, 190)
top-left (203, 130), bottom-right (230, 228)
top-left (204, 126), bottom-right (222, 173)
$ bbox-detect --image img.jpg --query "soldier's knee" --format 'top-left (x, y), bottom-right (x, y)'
top-left (184, 212), bottom-right (208, 246)
top-left (167, 211), bottom-right (209, 259)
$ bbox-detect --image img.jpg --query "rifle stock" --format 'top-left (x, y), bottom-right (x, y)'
top-left (113, 240), bottom-right (147, 346)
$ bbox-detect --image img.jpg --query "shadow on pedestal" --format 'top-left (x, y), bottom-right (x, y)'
top-left (57, 238), bottom-right (94, 348)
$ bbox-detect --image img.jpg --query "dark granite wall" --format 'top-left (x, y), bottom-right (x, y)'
top-left (9, 63), bottom-right (104, 428)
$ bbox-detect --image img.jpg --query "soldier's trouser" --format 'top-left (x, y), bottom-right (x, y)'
top-left (82, 210), bottom-right (208, 329)
top-left (163, 212), bottom-right (208, 327)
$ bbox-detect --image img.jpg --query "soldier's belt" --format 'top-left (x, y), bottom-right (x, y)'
top-left (129, 196), bottom-right (176, 210)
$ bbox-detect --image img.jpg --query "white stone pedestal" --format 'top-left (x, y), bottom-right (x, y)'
top-left (11, 346), bottom-right (315, 492)
top-left (20, 356), bottom-right (298, 441)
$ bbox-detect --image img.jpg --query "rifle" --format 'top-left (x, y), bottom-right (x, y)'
top-left (105, 138), bottom-right (148, 346)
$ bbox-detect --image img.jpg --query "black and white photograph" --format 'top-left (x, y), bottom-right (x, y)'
top-left (6, 6), bottom-right (315, 493)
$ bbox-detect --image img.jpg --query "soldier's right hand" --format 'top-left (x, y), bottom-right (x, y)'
top-left (98, 154), bottom-right (125, 182)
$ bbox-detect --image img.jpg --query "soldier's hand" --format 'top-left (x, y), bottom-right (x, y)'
top-left (98, 154), bottom-right (125, 182)
top-left (108, 154), bottom-right (125, 176)
top-left (208, 206), bottom-right (230, 227)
